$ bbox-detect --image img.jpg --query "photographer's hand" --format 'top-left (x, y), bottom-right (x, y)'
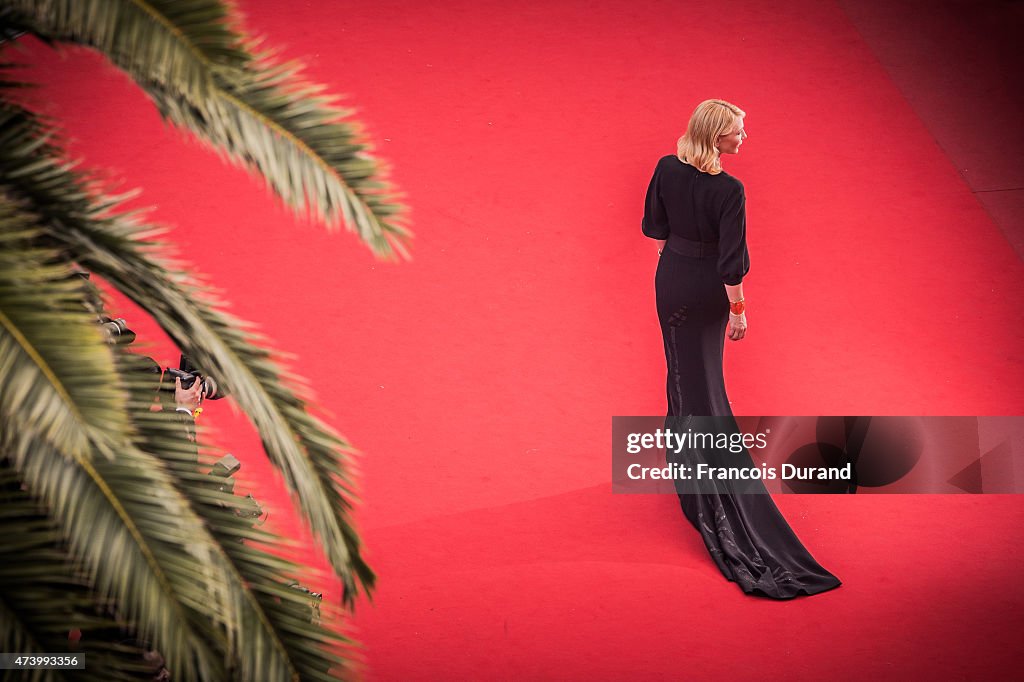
top-left (175, 376), bottom-right (205, 414)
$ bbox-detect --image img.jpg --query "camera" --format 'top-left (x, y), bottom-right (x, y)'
top-left (91, 307), bottom-right (227, 401)
top-left (165, 354), bottom-right (228, 400)
top-left (98, 315), bottom-right (137, 345)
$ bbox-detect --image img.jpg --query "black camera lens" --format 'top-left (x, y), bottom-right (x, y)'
top-left (99, 317), bottom-right (136, 345)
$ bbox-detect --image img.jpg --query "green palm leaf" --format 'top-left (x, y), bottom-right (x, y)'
top-left (1, 199), bottom-right (355, 679)
top-left (0, 95), bottom-right (372, 606)
top-left (3, 0), bottom-right (249, 96)
top-left (0, 464), bottom-right (163, 682)
top-left (1, 0), bottom-right (396, 675)
top-left (7, 0), bottom-right (410, 257)
top-left (125, 362), bottom-right (354, 681)
top-left (66, 212), bottom-right (377, 604)
top-left (0, 200), bottom-right (233, 680)
top-left (149, 56), bottom-right (409, 256)
top-left (0, 210), bottom-right (125, 464)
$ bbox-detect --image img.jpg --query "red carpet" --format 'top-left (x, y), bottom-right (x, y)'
top-left (14, 0), bottom-right (1023, 678)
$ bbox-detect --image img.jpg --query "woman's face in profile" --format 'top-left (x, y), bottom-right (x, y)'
top-left (717, 120), bottom-right (748, 155)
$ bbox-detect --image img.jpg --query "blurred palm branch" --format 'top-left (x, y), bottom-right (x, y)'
top-left (0, 1), bottom-right (407, 679)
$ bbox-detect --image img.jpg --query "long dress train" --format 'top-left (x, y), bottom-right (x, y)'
top-left (655, 240), bottom-right (841, 599)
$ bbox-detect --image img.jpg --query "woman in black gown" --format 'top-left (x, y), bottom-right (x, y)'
top-left (642, 99), bottom-right (841, 598)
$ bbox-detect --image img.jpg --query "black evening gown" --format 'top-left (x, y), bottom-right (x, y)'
top-left (643, 155), bottom-right (841, 599)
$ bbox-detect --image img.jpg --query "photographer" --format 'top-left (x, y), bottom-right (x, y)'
top-left (171, 374), bottom-right (206, 444)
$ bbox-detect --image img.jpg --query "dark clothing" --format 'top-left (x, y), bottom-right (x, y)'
top-left (643, 156), bottom-right (841, 598)
top-left (643, 155), bottom-right (749, 285)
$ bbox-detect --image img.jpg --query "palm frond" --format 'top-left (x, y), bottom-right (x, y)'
top-left (0, 97), bottom-right (373, 606)
top-left (0, 202), bottom-right (356, 678)
top-left (1, 3), bottom-right (386, 674)
top-left (68, 207), bottom-right (377, 604)
top-left (0, 464), bottom-right (166, 682)
top-left (73, 223), bottom-right (376, 603)
top-left (2, 0), bottom-right (249, 96)
top-left (0, 205), bottom-right (126, 464)
top-left (8, 0), bottom-right (410, 257)
top-left (149, 54), bottom-right (410, 257)
top-left (0, 199), bottom-right (238, 680)
top-left (126, 372), bottom-right (354, 680)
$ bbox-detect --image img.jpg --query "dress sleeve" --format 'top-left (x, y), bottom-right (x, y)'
top-left (641, 161), bottom-right (669, 239)
top-left (717, 181), bottom-right (750, 285)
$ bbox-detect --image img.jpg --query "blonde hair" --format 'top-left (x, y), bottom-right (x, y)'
top-left (677, 99), bottom-right (746, 174)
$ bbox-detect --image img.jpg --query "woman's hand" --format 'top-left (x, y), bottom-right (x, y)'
top-left (727, 312), bottom-right (747, 341)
